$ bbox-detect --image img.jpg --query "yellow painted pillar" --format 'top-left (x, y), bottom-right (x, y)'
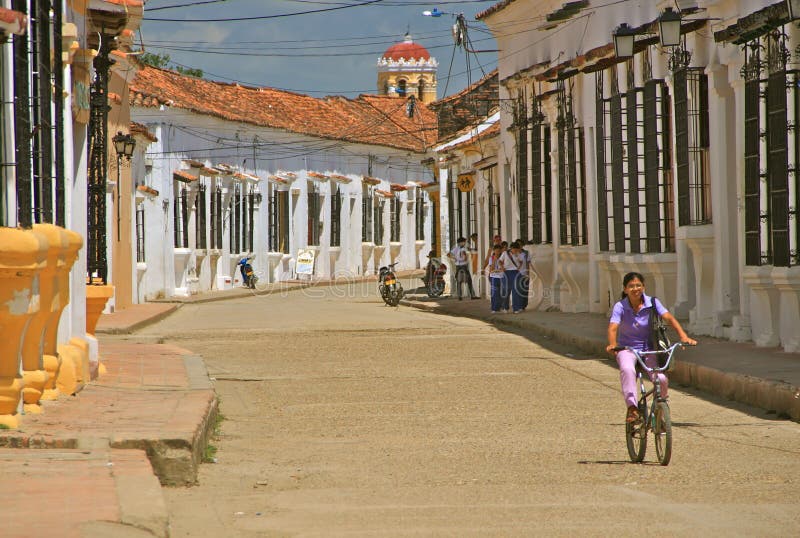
top-left (41, 228), bottom-right (82, 400)
top-left (85, 284), bottom-right (114, 381)
top-left (0, 228), bottom-right (49, 429)
top-left (20, 225), bottom-right (68, 413)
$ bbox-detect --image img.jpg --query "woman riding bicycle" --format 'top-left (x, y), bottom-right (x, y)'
top-left (606, 272), bottom-right (696, 423)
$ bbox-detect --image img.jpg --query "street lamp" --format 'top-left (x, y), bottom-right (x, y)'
top-left (613, 23), bottom-right (637, 58)
top-left (422, 8), bottom-right (443, 17)
top-left (788, 0), bottom-right (800, 21)
top-left (658, 7), bottom-right (683, 48)
top-left (112, 131), bottom-right (136, 241)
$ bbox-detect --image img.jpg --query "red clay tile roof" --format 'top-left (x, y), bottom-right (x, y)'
top-left (447, 122), bottom-right (500, 151)
top-left (131, 66), bottom-right (437, 153)
top-left (376, 189), bottom-right (394, 198)
top-left (137, 185), bottom-right (159, 196)
top-left (173, 170), bottom-right (198, 183)
top-left (307, 171), bottom-right (330, 181)
top-left (475, 0), bottom-right (517, 20)
top-left (431, 69), bottom-right (498, 107)
top-left (130, 122), bottom-right (157, 142)
top-left (362, 176), bottom-right (382, 186)
top-left (390, 183), bottom-right (407, 191)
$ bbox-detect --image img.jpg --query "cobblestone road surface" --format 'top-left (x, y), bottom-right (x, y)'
top-left (134, 278), bottom-right (800, 537)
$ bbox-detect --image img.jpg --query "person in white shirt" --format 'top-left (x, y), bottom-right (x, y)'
top-left (483, 243), bottom-right (507, 313)
top-left (448, 237), bottom-right (478, 300)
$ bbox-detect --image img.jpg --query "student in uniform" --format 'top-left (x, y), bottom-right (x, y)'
top-left (483, 244), bottom-right (507, 313)
top-left (448, 237), bottom-right (478, 300)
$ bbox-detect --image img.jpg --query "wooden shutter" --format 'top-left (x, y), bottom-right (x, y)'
top-left (673, 69), bottom-right (690, 227)
top-left (643, 79), bottom-right (662, 252)
top-left (767, 70), bottom-right (790, 266)
top-left (743, 78), bottom-right (762, 266)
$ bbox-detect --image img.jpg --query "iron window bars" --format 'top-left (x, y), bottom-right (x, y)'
top-left (596, 52), bottom-right (675, 254)
top-left (743, 28), bottom-right (799, 267)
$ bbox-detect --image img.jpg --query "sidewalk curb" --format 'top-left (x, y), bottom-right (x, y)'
top-left (96, 304), bottom-right (180, 335)
top-left (402, 298), bottom-right (800, 422)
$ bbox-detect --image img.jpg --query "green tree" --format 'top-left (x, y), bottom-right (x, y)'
top-left (140, 52), bottom-right (203, 78)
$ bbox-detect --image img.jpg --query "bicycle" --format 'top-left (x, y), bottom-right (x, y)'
top-left (613, 342), bottom-right (692, 466)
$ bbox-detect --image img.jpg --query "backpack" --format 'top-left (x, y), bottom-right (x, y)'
top-left (648, 297), bottom-right (671, 351)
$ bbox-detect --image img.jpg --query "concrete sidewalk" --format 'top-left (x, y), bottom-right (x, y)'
top-left (0, 340), bottom-right (217, 538)
top-left (401, 290), bottom-right (800, 422)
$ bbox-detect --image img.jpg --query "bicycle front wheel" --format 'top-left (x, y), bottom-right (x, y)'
top-left (654, 401), bottom-right (672, 466)
top-left (626, 399), bottom-right (647, 463)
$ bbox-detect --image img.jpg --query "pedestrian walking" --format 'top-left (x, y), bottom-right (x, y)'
top-left (448, 237), bottom-right (478, 300)
top-left (504, 242), bottom-right (527, 313)
top-left (483, 244), bottom-right (507, 313)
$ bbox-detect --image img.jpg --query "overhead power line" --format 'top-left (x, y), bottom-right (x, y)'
top-left (144, 0), bottom-right (386, 22)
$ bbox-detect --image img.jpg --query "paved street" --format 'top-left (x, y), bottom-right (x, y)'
top-left (134, 278), bottom-right (800, 537)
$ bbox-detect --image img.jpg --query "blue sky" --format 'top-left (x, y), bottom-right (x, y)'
top-left (139, 0), bottom-right (499, 99)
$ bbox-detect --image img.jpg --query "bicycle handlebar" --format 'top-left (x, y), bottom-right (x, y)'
top-left (612, 342), bottom-right (696, 374)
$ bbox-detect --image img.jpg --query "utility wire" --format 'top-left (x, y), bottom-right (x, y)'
top-left (145, 0), bottom-right (386, 22)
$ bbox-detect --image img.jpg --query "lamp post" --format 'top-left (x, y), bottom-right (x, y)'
top-left (112, 131), bottom-right (136, 242)
top-left (613, 23), bottom-right (637, 58)
top-left (658, 7), bottom-right (683, 47)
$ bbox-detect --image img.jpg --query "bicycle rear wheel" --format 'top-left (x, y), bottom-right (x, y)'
top-left (427, 278), bottom-right (445, 297)
top-left (654, 401), bottom-right (672, 466)
top-left (626, 399), bottom-right (647, 463)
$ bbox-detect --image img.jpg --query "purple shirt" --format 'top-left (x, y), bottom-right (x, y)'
top-left (609, 294), bottom-right (668, 351)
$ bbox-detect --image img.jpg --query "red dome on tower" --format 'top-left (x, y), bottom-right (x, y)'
top-left (382, 33), bottom-right (431, 61)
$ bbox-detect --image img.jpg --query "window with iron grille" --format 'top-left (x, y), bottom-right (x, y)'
top-left (136, 203), bottom-right (145, 263)
top-left (230, 183), bottom-right (241, 253)
top-left (415, 189), bottom-right (426, 241)
top-left (246, 190), bottom-right (255, 251)
top-left (330, 185), bottom-right (342, 247)
top-left (527, 103), bottom-right (552, 245)
top-left (374, 198), bottom-right (385, 246)
top-left (210, 183), bottom-right (221, 249)
top-left (448, 174), bottom-right (461, 246)
top-left (268, 186), bottom-right (290, 254)
top-left (307, 182), bottom-right (320, 246)
top-left (515, 95), bottom-right (530, 241)
top-left (674, 67), bottom-right (711, 226)
top-left (596, 55), bottom-right (674, 254)
top-left (487, 167), bottom-right (501, 240)
top-left (466, 189), bottom-right (476, 238)
top-left (12, 0), bottom-right (62, 227)
top-left (556, 80), bottom-right (587, 246)
top-left (742, 29), bottom-right (799, 267)
top-left (390, 196), bottom-right (401, 242)
top-left (1, 52), bottom-right (8, 225)
top-left (362, 184), bottom-right (374, 242)
top-left (195, 183), bottom-right (207, 249)
top-left (173, 183), bottom-right (189, 248)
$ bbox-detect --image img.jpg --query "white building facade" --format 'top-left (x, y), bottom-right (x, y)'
top-left (479, 0), bottom-right (800, 351)
top-left (130, 68), bottom-right (436, 300)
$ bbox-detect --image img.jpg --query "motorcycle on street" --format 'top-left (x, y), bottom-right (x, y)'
top-left (238, 256), bottom-right (257, 289)
top-left (378, 262), bottom-right (404, 306)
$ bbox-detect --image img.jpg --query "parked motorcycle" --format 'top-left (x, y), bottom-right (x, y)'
top-left (378, 262), bottom-right (404, 306)
top-left (238, 256), bottom-right (257, 289)
top-left (422, 253), bottom-right (447, 298)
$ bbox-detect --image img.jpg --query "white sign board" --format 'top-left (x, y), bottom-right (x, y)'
top-left (296, 249), bottom-right (316, 275)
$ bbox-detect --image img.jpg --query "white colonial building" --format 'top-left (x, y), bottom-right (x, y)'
top-left (478, 0), bottom-right (800, 351)
top-left (129, 66), bottom-right (437, 301)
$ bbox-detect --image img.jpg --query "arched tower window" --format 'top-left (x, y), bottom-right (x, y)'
top-left (418, 79), bottom-right (425, 99)
top-left (397, 79), bottom-right (407, 97)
